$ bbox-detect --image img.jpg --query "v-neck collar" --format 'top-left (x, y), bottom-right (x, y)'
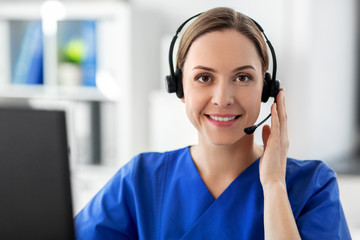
top-left (185, 146), bottom-right (260, 200)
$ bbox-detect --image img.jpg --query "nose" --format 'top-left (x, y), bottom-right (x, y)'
top-left (211, 81), bottom-right (235, 107)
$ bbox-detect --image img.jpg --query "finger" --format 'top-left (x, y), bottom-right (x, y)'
top-left (271, 102), bottom-right (280, 136)
top-left (279, 91), bottom-right (287, 120)
top-left (262, 124), bottom-right (271, 149)
top-left (276, 90), bottom-right (289, 146)
top-left (276, 89), bottom-right (286, 119)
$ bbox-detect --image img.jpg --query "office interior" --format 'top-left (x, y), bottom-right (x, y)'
top-left (0, 0), bottom-right (359, 237)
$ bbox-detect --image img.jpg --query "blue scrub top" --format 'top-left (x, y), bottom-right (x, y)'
top-left (74, 146), bottom-right (351, 239)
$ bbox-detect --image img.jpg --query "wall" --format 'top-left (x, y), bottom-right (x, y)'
top-left (283, 0), bottom-right (358, 161)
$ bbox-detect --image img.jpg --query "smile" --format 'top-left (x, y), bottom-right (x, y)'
top-left (205, 114), bottom-right (241, 127)
top-left (208, 115), bottom-right (237, 122)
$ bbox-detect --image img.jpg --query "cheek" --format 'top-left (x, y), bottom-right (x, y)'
top-left (240, 85), bottom-right (263, 114)
top-left (182, 76), bottom-right (203, 107)
top-left (184, 87), bottom-right (205, 114)
top-left (182, 81), bottom-right (210, 128)
top-left (183, 92), bottom-right (204, 130)
top-left (247, 88), bottom-right (262, 104)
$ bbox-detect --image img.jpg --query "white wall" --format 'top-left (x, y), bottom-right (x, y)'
top-left (283, 0), bottom-right (357, 160)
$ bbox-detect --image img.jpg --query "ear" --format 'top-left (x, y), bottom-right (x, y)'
top-left (181, 96), bottom-right (185, 103)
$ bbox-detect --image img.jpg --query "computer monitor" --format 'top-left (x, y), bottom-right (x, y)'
top-left (0, 107), bottom-right (74, 239)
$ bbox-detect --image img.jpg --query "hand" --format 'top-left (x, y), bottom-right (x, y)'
top-left (259, 89), bottom-right (289, 187)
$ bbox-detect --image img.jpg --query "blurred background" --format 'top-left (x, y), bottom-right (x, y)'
top-left (0, 0), bottom-right (359, 237)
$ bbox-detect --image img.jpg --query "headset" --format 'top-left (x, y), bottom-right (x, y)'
top-left (165, 12), bottom-right (280, 134)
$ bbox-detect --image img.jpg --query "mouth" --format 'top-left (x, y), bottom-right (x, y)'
top-left (205, 114), bottom-right (241, 122)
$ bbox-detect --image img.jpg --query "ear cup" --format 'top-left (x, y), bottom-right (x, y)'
top-left (165, 74), bottom-right (176, 93)
top-left (270, 79), bottom-right (280, 98)
top-left (175, 68), bottom-right (184, 98)
top-left (261, 72), bottom-right (281, 102)
top-left (261, 72), bottom-right (272, 102)
top-left (165, 69), bottom-right (183, 98)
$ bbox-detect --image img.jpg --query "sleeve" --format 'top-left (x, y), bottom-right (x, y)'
top-left (74, 158), bottom-right (139, 240)
top-left (296, 163), bottom-right (352, 240)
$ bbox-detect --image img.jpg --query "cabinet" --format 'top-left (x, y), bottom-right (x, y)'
top-left (0, 1), bottom-right (132, 167)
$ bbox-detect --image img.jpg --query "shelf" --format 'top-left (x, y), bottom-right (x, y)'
top-left (0, 85), bottom-right (118, 102)
top-left (0, 1), bottom-right (133, 167)
top-left (0, 1), bottom-right (130, 103)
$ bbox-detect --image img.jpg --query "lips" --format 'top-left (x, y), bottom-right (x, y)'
top-left (208, 115), bottom-right (237, 122)
top-left (205, 114), bottom-right (241, 121)
top-left (205, 114), bottom-right (241, 127)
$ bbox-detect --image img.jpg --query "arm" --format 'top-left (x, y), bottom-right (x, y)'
top-left (262, 180), bottom-right (300, 240)
top-left (260, 89), bottom-right (301, 240)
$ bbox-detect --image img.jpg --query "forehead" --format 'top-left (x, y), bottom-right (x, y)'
top-left (184, 29), bottom-right (262, 72)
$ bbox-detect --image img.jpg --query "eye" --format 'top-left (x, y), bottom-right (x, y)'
top-left (196, 74), bottom-right (213, 83)
top-left (234, 74), bottom-right (251, 82)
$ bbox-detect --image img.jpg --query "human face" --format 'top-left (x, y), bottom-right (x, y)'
top-left (181, 29), bottom-right (264, 146)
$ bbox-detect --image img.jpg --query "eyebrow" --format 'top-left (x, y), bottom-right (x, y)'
top-left (192, 65), bottom-right (256, 73)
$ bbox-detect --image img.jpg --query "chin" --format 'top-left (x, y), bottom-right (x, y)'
top-left (203, 132), bottom-right (249, 147)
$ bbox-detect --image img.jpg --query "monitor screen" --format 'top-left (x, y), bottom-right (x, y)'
top-left (0, 108), bottom-right (74, 239)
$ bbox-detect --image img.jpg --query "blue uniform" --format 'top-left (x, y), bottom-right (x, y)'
top-left (74, 146), bottom-right (351, 239)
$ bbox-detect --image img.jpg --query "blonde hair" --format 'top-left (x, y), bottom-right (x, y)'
top-left (176, 7), bottom-right (269, 74)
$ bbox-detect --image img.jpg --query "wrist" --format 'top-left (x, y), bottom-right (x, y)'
top-left (261, 179), bottom-right (287, 194)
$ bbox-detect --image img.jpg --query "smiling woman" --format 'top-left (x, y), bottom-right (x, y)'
top-left (74, 7), bottom-right (352, 240)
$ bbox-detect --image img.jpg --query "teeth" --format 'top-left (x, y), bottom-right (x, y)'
top-left (209, 116), bottom-right (237, 122)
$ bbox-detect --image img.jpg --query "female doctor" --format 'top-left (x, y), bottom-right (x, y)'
top-left (74, 7), bottom-right (351, 239)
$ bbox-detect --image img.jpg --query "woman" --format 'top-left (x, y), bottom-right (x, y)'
top-left (75, 7), bottom-right (351, 239)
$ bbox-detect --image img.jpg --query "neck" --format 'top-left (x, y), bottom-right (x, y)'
top-left (191, 134), bottom-right (263, 180)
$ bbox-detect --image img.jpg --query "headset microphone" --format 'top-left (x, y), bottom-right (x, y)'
top-left (244, 112), bottom-right (272, 135)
